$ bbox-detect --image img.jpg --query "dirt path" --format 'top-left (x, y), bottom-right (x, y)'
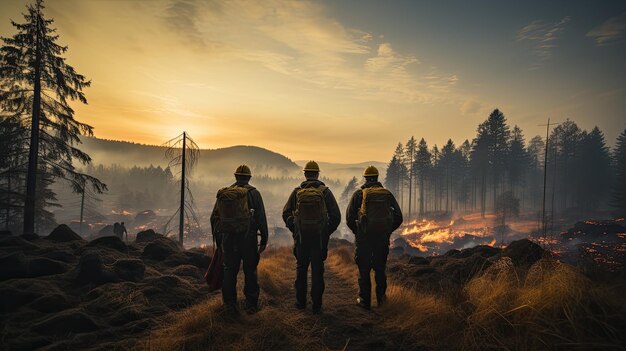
top-left (145, 248), bottom-right (429, 350)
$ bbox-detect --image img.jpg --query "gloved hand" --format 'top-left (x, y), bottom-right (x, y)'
top-left (258, 243), bottom-right (267, 254)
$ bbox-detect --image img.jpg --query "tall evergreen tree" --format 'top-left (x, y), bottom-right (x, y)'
top-left (508, 126), bottom-right (529, 198)
top-left (415, 138), bottom-right (431, 217)
top-left (405, 137), bottom-right (417, 218)
top-left (341, 176), bottom-right (359, 203)
top-left (385, 156), bottom-right (402, 199)
top-left (0, 0), bottom-right (105, 234)
top-left (610, 128), bottom-right (626, 217)
top-left (576, 127), bottom-right (612, 211)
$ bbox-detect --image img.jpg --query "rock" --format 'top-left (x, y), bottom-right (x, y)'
top-left (135, 229), bottom-right (163, 243)
top-left (47, 224), bottom-right (84, 242)
top-left (450, 245), bottom-right (501, 259)
top-left (75, 252), bottom-right (105, 284)
top-left (408, 256), bottom-right (430, 265)
top-left (29, 293), bottom-right (73, 313)
top-left (113, 259), bottom-right (145, 282)
top-left (87, 235), bottom-right (128, 252)
top-left (183, 250), bottom-right (210, 269)
top-left (171, 264), bottom-right (202, 279)
top-left (163, 253), bottom-right (192, 267)
top-left (31, 309), bottom-right (99, 335)
top-left (141, 237), bottom-right (181, 261)
top-left (98, 224), bottom-right (115, 237)
top-left (27, 257), bottom-right (67, 277)
top-left (502, 239), bottom-right (544, 266)
top-left (0, 252), bottom-right (27, 280)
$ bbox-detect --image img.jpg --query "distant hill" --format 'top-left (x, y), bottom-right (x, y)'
top-left (79, 137), bottom-right (300, 178)
top-left (295, 160), bottom-right (387, 182)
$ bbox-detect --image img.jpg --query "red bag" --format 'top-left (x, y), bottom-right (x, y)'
top-left (204, 246), bottom-right (223, 291)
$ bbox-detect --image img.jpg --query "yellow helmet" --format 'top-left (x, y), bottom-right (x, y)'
top-left (234, 164), bottom-right (252, 176)
top-left (363, 165), bottom-right (379, 177)
top-left (303, 160), bottom-right (320, 172)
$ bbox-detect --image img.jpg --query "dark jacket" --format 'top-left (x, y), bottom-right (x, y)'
top-left (346, 181), bottom-right (403, 236)
top-left (282, 180), bottom-right (341, 239)
top-left (210, 182), bottom-right (269, 246)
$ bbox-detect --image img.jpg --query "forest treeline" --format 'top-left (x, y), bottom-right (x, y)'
top-left (383, 109), bottom-right (626, 221)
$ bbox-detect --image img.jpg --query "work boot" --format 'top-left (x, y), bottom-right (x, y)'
top-left (312, 305), bottom-right (322, 314)
top-left (356, 297), bottom-right (371, 310)
top-left (244, 303), bottom-right (259, 314)
top-left (377, 295), bottom-right (387, 307)
top-left (295, 302), bottom-right (306, 310)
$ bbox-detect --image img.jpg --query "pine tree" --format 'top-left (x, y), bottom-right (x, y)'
top-left (385, 156), bottom-right (401, 199)
top-left (415, 138), bottom-right (431, 217)
top-left (610, 128), bottom-right (626, 217)
top-left (341, 176), bottom-right (359, 203)
top-left (576, 127), bottom-right (612, 211)
top-left (0, 0), bottom-right (106, 234)
top-left (405, 137), bottom-right (417, 219)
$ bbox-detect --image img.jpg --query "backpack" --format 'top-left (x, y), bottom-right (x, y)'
top-left (293, 186), bottom-right (328, 238)
top-left (215, 186), bottom-right (251, 234)
top-left (358, 186), bottom-right (394, 235)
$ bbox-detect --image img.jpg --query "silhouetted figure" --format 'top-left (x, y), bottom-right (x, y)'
top-left (120, 222), bottom-right (128, 241)
top-left (346, 166), bottom-right (403, 309)
top-left (210, 165), bottom-right (268, 313)
top-left (282, 161), bottom-right (341, 314)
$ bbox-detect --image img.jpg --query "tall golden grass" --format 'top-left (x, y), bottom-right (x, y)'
top-left (142, 246), bottom-right (625, 350)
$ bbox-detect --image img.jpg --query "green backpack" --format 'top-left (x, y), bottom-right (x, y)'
top-left (358, 186), bottom-right (394, 235)
top-left (294, 186), bottom-right (329, 238)
top-left (216, 186), bottom-right (251, 234)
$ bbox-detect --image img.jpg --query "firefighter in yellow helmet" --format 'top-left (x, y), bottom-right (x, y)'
top-left (210, 164), bottom-right (269, 313)
top-left (282, 161), bottom-right (341, 314)
top-left (346, 165), bottom-right (403, 310)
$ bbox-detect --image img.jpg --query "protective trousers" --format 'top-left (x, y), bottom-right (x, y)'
top-left (354, 235), bottom-right (389, 305)
top-left (294, 241), bottom-right (325, 308)
top-left (221, 232), bottom-right (260, 308)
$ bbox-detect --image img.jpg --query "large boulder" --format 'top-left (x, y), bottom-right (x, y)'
top-left (0, 236), bottom-right (40, 250)
top-left (171, 264), bottom-right (203, 279)
top-left (408, 256), bottom-right (430, 265)
top-left (502, 239), bottom-right (545, 266)
top-left (75, 252), bottom-right (107, 284)
top-left (141, 237), bottom-right (181, 261)
top-left (87, 235), bottom-right (128, 252)
top-left (47, 224), bottom-right (84, 242)
top-left (113, 259), bottom-right (145, 282)
top-left (135, 229), bottom-right (163, 243)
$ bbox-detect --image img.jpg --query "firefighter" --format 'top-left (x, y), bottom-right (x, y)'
top-left (282, 161), bottom-right (341, 314)
top-left (346, 165), bottom-right (403, 310)
top-left (210, 165), bottom-right (269, 313)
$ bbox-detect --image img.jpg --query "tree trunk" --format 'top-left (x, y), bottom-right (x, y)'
top-left (23, 20), bottom-right (42, 235)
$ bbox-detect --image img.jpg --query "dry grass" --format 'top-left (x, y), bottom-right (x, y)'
top-left (464, 258), bottom-right (626, 350)
top-left (142, 247), bottom-right (625, 351)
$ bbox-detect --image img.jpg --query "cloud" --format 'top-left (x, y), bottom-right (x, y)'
top-left (159, 0), bottom-right (458, 104)
top-left (517, 16), bottom-right (571, 67)
top-left (460, 99), bottom-right (482, 115)
top-left (587, 12), bottom-right (626, 46)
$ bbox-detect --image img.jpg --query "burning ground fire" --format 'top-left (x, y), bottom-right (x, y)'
top-left (395, 217), bottom-right (499, 255)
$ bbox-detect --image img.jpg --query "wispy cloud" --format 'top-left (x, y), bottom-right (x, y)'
top-left (517, 16), bottom-right (571, 68)
top-left (587, 12), bottom-right (626, 46)
top-left (160, 0), bottom-right (458, 104)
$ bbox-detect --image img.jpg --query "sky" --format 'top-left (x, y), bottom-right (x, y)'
top-left (1, 0), bottom-right (625, 163)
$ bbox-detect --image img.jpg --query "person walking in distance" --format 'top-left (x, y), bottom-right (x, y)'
top-left (346, 166), bottom-right (403, 310)
top-left (282, 161), bottom-right (341, 314)
top-left (210, 165), bottom-right (269, 313)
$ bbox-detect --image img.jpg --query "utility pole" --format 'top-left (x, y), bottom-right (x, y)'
top-left (179, 131), bottom-right (186, 246)
top-left (79, 182), bottom-right (85, 236)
